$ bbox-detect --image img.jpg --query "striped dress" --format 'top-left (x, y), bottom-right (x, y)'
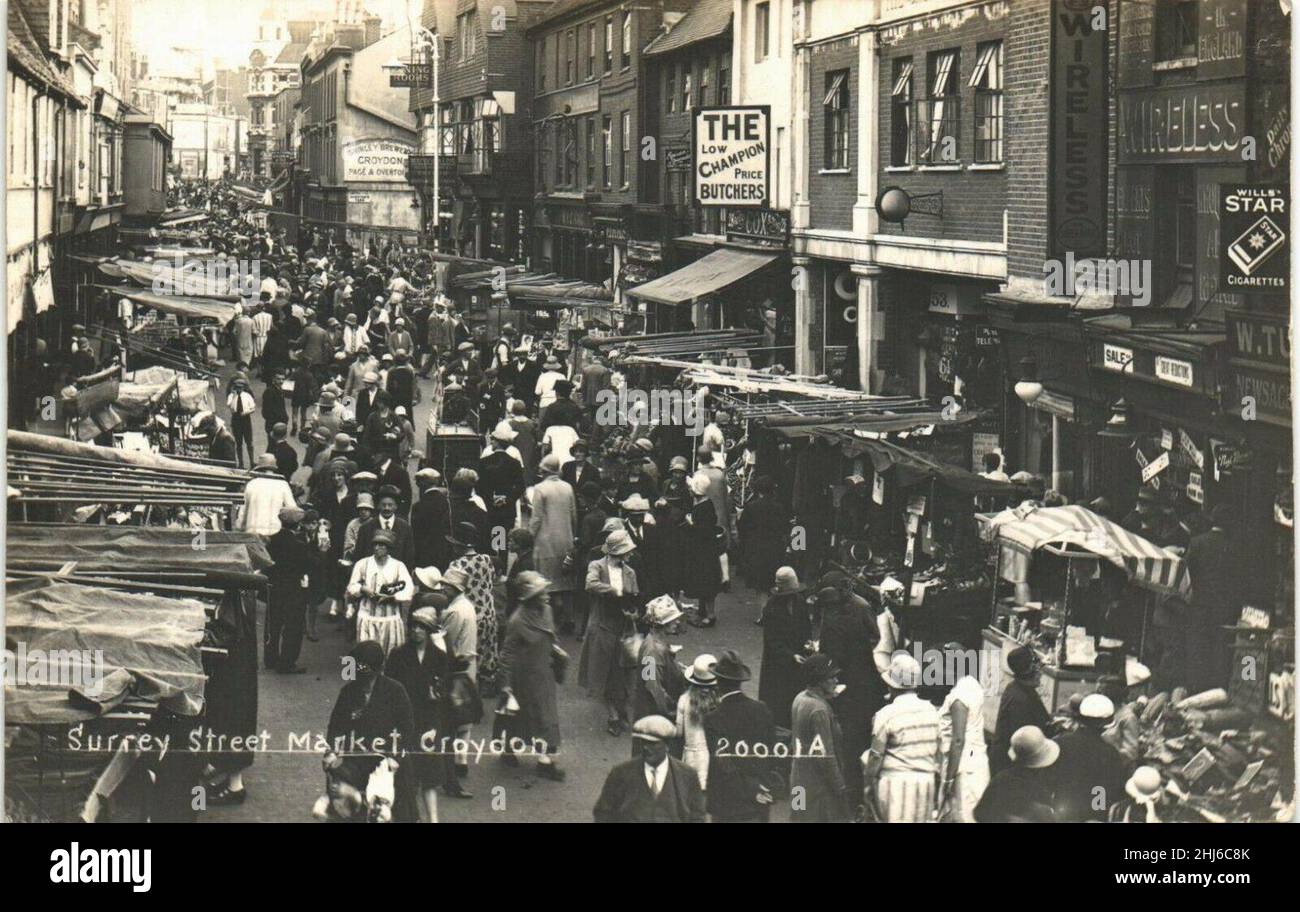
top-left (871, 693), bottom-right (942, 823)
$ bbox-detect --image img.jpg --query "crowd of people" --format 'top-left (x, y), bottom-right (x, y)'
top-left (47, 180), bottom-right (1193, 824)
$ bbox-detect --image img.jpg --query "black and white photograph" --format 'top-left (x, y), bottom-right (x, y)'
top-left (1, 0), bottom-right (1296, 853)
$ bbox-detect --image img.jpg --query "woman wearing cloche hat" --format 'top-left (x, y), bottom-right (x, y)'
top-left (497, 571), bottom-right (566, 781)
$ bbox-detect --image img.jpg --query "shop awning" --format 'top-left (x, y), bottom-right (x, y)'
top-left (120, 289), bottom-right (239, 325)
top-left (4, 579), bottom-right (208, 724)
top-left (985, 504), bottom-right (1191, 596)
top-left (585, 329), bottom-right (767, 361)
top-left (625, 248), bottom-right (779, 305)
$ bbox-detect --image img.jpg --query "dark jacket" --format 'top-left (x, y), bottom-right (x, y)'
top-left (561, 460), bottom-right (600, 491)
top-left (974, 764), bottom-right (1060, 823)
top-left (385, 640), bottom-right (452, 789)
top-left (411, 488), bottom-right (454, 570)
top-left (268, 439), bottom-right (299, 481)
top-left (593, 756), bottom-right (706, 823)
top-left (759, 593), bottom-right (811, 729)
top-left (992, 678), bottom-right (1051, 774)
top-left (354, 516), bottom-right (415, 569)
top-left (1052, 727), bottom-right (1131, 822)
top-left (325, 675), bottom-right (418, 822)
top-left (703, 690), bottom-right (781, 820)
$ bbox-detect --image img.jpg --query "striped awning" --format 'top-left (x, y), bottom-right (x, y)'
top-left (990, 505), bottom-right (1190, 596)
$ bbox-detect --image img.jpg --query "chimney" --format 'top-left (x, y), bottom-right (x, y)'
top-left (363, 15), bottom-right (382, 49)
top-left (335, 23), bottom-right (365, 51)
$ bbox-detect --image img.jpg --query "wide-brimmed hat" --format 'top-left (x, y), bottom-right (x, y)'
top-left (410, 606), bottom-right (440, 631)
top-left (363, 371), bottom-right (380, 384)
top-left (643, 594), bottom-right (683, 627)
top-left (771, 566), bottom-right (804, 595)
top-left (810, 586), bottom-right (845, 609)
top-left (446, 521), bottom-right (480, 549)
top-left (252, 453), bottom-right (280, 474)
top-left (490, 421), bottom-right (517, 443)
top-left (802, 653), bottom-right (841, 686)
top-left (603, 529), bottom-right (636, 556)
top-left (711, 649), bottom-right (751, 682)
top-left (512, 569), bottom-right (551, 602)
top-left (1009, 726), bottom-right (1060, 768)
top-left (543, 357), bottom-right (562, 371)
top-left (414, 566), bottom-right (443, 590)
top-left (441, 566), bottom-right (470, 591)
top-left (631, 715), bottom-right (676, 743)
top-left (1126, 766), bottom-right (1162, 802)
top-left (620, 494), bottom-right (650, 513)
top-left (686, 654), bottom-right (717, 687)
top-left (539, 454), bottom-right (561, 476)
top-left (600, 517), bottom-right (626, 536)
top-left (317, 391), bottom-right (337, 407)
top-left (885, 653), bottom-right (922, 689)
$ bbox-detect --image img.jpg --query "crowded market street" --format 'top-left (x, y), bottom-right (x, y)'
top-left (4, 0), bottom-right (1295, 831)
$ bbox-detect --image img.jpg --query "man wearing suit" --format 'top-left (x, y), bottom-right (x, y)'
top-left (560, 439), bottom-right (600, 490)
top-left (372, 452), bottom-right (413, 515)
top-left (354, 371), bottom-right (382, 427)
top-left (593, 716), bottom-right (706, 823)
top-left (703, 650), bottom-right (781, 822)
top-left (353, 490), bottom-right (415, 569)
top-left (478, 425), bottom-right (527, 561)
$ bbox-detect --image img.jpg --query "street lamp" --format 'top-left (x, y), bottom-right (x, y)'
top-left (1013, 355), bottom-right (1044, 405)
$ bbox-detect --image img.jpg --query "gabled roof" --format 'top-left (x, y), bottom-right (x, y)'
top-left (7, 1), bottom-right (79, 100)
top-left (644, 0), bottom-right (731, 57)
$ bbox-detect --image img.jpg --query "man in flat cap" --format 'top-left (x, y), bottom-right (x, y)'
top-left (592, 715), bottom-right (706, 823)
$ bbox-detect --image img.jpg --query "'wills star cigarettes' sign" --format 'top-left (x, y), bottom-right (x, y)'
top-left (1049, 2), bottom-right (1108, 257)
top-left (693, 106), bottom-right (770, 208)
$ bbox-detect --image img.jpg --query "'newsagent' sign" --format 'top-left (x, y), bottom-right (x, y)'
top-left (694, 106), bottom-right (769, 208)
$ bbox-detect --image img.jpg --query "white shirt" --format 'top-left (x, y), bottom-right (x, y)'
top-left (645, 757), bottom-right (669, 796)
top-left (939, 675), bottom-right (988, 759)
top-left (543, 424), bottom-right (579, 465)
top-left (535, 370), bottom-right (566, 410)
top-left (260, 276), bottom-right (279, 298)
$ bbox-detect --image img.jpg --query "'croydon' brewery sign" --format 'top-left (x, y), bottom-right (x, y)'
top-left (694, 106), bottom-right (770, 207)
top-left (343, 138), bottom-right (414, 182)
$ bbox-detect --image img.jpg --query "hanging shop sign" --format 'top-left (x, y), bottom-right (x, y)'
top-left (1179, 429), bottom-right (1205, 470)
top-left (1220, 184), bottom-right (1288, 294)
top-left (1160, 428), bottom-right (1174, 451)
top-left (725, 208), bottom-right (790, 248)
top-left (343, 138), bottom-right (414, 182)
top-left (1049, 0), bottom-right (1109, 257)
top-left (1102, 343), bottom-right (1134, 373)
top-left (389, 63), bottom-right (433, 89)
top-left (1141, 450), bottom-right (1170, 483)
top-left (1153, 355), bottom-right (1195, 387)
top-left (1187, 471), bottom-right (1205, 504)
top-left (665, 145), bottom-right (693, 172)
top-left (693, 105), bottom-right (770, 208)
top-left (1135, 447), bottom-right (1161, 490)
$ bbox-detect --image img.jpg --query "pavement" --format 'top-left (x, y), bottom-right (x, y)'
top-left (199, 356), bottom-right (784, 823)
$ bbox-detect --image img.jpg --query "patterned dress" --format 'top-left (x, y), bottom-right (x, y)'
top-left (449, 551), bottom-right (499, 683)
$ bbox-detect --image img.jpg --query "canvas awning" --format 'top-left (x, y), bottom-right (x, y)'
top-left (625, 248), bottom-right (779, 305)
top-left (984, 504), bottom-right (1191, 596)
top-left (4, 579), bottom-right (208, 724)
top-left (120, 289), bottom-right (239, 325)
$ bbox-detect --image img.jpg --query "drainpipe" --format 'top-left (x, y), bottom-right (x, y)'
top-left (31, 85), bottom-right (46, 356)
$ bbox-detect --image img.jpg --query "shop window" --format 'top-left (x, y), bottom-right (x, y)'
top-left (971, 41), bottom-right (1003, 163)
top-left (602, 115), bottom-right (612, 188)
top-left (890, 58), bottom-right (913, 166)
top-left (1155, 0), bottom-right (1198, 64)
top-left (918, 48), bottom-right (960, 164)
top-left (823, 69), bottom-right (850, 170)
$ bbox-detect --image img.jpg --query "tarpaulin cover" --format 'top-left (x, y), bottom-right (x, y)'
top-left (625, 248), bottom-right (779, 304)
top-left (99, 257), bottom-right (242, 302)
top-left (120, 289), bottom-right (239, 325)
top-left (985, 504), bottom-right (1191, 596)
top-left (6, 524), bottom-right (272, 583)
top-left (768, 424), bottom-right (1019, 496)
top-left (4, 581), bottom-right (208, 725)
top-left (9, 429), bottom-right (248, 483)
top-left (124, 366), bottom-right (216, 414)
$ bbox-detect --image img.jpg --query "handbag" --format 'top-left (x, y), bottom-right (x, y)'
top-left (550, 643), bottom-right (570, 684)
top-left (447, 672), bottom-right (482, 726)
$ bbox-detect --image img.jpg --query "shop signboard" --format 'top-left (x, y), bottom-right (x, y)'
top-left (1220, 184), bottom-right (1289, 294)
top-left (725, 208), bottom-right (790, 248)
top-left (1049, 0), bottom-right (1109, 257)
top-left (343, 138), bottom-right (414, 182)
top-left (1179, 429), bottom-right (1205, 470)
top-left (1117, 82), bottom-right (1246, 163)
top-left (1154, 355), bottom-right (1195, 387)
top-left (1102, 343), bottom-right (1134, 372)
top-left (693, 105), bottom-right (770, 208)
top-left (1141, 450), bottom-right (1170, 483)
top-left (665, 146), bottom-right (692, 172)
top-left (1225, 364), bottom-right (1292, 427)
top-left (1187, 472), bottom-right (1205, 505)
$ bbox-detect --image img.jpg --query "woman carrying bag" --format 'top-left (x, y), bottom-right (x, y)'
top-left (496, 571), bottom-right (567, 782)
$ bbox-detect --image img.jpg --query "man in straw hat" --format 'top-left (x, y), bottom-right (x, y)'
top-left (592, 715), bottom-right (705, 823)
top-left (790, 653), bottom-right (852, 823)
top-left (704, 649), bottom-right (780, 822)
top-left (863, 653), bottom-right (942, 823)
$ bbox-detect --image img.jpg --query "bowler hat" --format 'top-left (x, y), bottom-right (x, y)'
top-left (712, 649), bottom-right (752, 682)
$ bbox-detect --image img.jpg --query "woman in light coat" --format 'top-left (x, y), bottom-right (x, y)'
top-left (578, 530), bottom-right (639, 735)
top-left (528, 454), bottom-right (579, 624)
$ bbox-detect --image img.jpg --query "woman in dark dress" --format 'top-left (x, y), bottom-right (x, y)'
top-left (323, 640), bottom-right (419, 822)
top-left (759, 567), bottom-right (812, 729)
top-left (682, 472), bottom-right (724, 627)
top-left (385, 608), bottom-right (452, 822)
top-left (737, 475), bottom-right (791, 594)
top-left (496, 571), bottom-right (566, 781)
top-left (815, 585), bottom-right (886, 798)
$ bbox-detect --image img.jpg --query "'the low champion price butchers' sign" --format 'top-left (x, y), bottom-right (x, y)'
top-left (694, 106), bottom-right (770, 208)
